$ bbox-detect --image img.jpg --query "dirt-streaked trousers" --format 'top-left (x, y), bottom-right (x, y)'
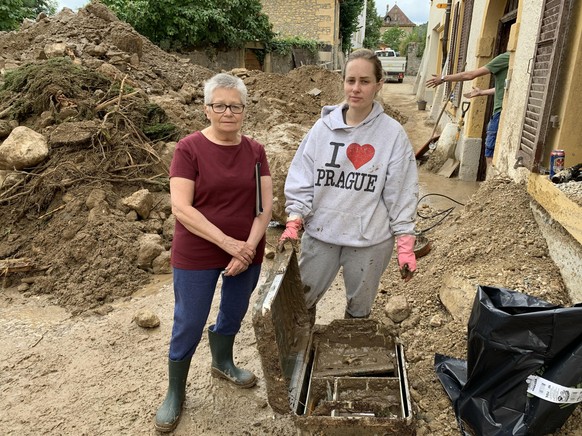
top-left (168, 265), bottom-right (261, 361)
top-left (299, 233), bottom-right (394, 318)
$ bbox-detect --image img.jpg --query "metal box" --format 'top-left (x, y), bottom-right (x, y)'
top-left (252, 249), bottom-right (415, 435)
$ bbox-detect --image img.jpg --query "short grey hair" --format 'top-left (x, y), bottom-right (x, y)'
top-left (203, 73), bottom-right (247, 105)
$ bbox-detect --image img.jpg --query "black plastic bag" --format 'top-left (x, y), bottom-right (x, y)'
top-left (435, 285), bottom-right (582, 435)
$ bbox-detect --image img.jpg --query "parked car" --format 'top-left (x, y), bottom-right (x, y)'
top-left (375, 49), bottom-right (406, 83)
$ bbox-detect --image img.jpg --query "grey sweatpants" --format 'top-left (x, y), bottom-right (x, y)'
top-left (299, 233), bottom-right (394, 317)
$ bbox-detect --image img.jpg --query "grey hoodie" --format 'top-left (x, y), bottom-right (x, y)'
top-left (284, 101), bottom-right (418, 247)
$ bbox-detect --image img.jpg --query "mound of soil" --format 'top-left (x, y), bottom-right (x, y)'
top-left (0, 3), bottom-right (407, 314)
top-left (0, 4), bottom-right (580, 436)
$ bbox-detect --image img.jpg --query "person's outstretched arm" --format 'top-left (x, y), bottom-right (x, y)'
top-left (426, 66), bottom-right (491, 88)
top-left (463, 87), bottom-right (495, 99)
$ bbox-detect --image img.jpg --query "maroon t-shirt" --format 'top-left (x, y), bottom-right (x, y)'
top-left (169, 131), bottom-right (270, 270)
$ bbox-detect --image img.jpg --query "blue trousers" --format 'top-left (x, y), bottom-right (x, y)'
top-left (168, 265), bottom-right (261, 361)
top-left (485, 111), bottom-right (501, 158)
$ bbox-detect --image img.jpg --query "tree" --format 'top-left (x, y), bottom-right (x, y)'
top-left (101, 0), bottom-right (274, 50)
top-left (32, 0), bottom-right (57, 15)
top-left (0, 0), bottom-right (56, 31)
top-left (362, 0), bottom-right (381, 50)
top-left (339, 0), bottom-right (365, 53)
top-left (381, 26), bottom-right (404, 50)
top-left (399, 23), bottom-right (427, 57)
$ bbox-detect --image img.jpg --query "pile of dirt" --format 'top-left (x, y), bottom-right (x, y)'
top-left (372, 174), bottom-right (579, 434)
top-left (0, 2), bottom-right (409, 315)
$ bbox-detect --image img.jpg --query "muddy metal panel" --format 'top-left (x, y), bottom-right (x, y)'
top-left (252, 249), bottom-right (312, 414)
top-left (252, 249), bottom-right (415, 435)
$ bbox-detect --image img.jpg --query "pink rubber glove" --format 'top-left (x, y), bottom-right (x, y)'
top-left (278, 217), bottom-right (302, 249)
top-left (396, 235), bottom-right (416, 281)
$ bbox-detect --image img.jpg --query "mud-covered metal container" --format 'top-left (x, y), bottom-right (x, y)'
top-left (252, 249), bottom-right (415, 436)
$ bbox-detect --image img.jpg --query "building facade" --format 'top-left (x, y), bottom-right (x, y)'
top-left (380, 3), bottom-right (417, 36)
top-left (416, 0), bottom-right (582, 301)
top-left (260, 0), bottom-right (341, 68)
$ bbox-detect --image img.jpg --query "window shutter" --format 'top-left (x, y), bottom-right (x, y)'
top-left (445, 2), bottom-right (461, 104)
top-left (453, 0), bottom-right (474, 107)
top-left (516, 0), bottom-right (574, 170)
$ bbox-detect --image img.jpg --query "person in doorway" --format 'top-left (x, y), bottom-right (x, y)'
top-left (155, 73), bottom-right (273, 432)
top-left (278, 48), bottom-right (418, 321)
top-left (426, 51), bottom-right (510, 165)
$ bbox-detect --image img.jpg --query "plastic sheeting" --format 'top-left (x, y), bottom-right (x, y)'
top-left (435, 285), bottom-right (582, 435)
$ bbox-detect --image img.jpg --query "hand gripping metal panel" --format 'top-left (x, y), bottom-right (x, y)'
top-left (252, 249), bottom-right (415, 436)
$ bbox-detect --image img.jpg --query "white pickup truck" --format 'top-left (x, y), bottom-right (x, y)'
top-left (375, 49), bottom-right (406, 83)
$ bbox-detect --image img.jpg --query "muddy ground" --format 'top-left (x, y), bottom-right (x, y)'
top-left (1, 4), bottom-right (581, 435)
top-left (1, 76), bottom-right (580, 435)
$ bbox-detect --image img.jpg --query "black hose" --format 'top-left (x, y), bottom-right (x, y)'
top-left (416, 193), bottom-right (465, 233)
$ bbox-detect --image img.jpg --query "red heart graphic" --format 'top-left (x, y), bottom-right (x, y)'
top-left (346, 143), bottom-right (375, 170)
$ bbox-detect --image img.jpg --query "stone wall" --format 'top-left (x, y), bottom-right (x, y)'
top-left (260, 0), bottom-right (337, 46)
top-left (183, 48), bottom-right (318, 75)
top-left (184, 49), bottom-right (242, 72)
top-left (406, 42), bottom-right (422, 76)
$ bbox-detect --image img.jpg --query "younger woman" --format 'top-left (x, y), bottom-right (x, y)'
top-left (279, 49), bottom-right (418, 319)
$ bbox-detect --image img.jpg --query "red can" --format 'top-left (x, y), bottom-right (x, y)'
top-left (550, 150), bottom-right (565, 178)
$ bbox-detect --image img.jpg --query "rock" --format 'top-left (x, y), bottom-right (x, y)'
top-left (439, 275), bottom-right (476, 325)
top-left (49, 121), bottom-right (99, 147)
top-left (96, 62), bottom-right (124, 82)
top-left (133, 309), bottom-right (160, 328)
top-left (122, 189), bottom-right (154, 219)
top-left (137, 233), bottom-right (164, 269)
top-left (400, 313), bottom-right (420, 329)
top-left (253, 122), bottom-right (309, 222)
top-left (429, 314), bottom-right (443, 327)
top-left (85, 43), bottom-right (108, 57)
top-left (162, 215), bottom-right (175, 240)
top-left (39, 111), bottom-right (55, 127)
top-left (143, 217), bottom-right (163, 234)
top-left (110, 30), bottom-right (143, 59)
top-left (178, 83), bottom-right (198, 104)
top-left (44, 42), bottom-right (68, 58)
top-left (83, 2), bottom-right (120, 22)
top-left (86, 189), bottom-right (108, 210)
top-left (126, 210), bottom-right (139, 221)
top-left (384, 295), bottom-right (410, 322)
top-left (0, 126), bottom-right (49, 170)
top-left (152, 251), bottom-right (171, 274)
top-left (93, 305), bottom-right (114, 316)
top-left (230, 68), bottom-right (249, 77)
top-left (56, 106), bottom-right (79, 121)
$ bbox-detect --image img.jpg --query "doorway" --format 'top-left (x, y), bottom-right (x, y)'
top-left (476, 0), bottom-right (517, 180)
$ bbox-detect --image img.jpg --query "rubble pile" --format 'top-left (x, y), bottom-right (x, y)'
top-left (0, 2), bottom-right (405, 313)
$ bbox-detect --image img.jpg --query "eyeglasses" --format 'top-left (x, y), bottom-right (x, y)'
top-left (206, 103), bottom-right (245, 114)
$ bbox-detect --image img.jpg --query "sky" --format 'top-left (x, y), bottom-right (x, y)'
top-left (56, 0), bottom-right (86, 11)
top-left (57, 0), bottom-right (430, 25)
top-left (375, 0), bottom-right (430, 24)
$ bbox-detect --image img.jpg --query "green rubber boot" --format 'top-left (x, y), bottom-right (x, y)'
top-left (208, 326), bottom-right (257, 388)
top-left (154, 357), bottom-right (191, 432)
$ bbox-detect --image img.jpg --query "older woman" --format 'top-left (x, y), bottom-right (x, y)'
top-left (155, 73), bottom-right (273, 432)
